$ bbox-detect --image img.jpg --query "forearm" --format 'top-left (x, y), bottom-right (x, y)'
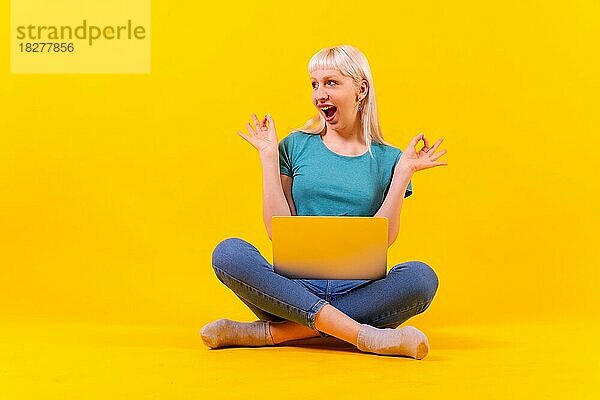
top-left (260, 152), bottom-right (291, 239)
top-left (374, 166), bottom-right (413, 246)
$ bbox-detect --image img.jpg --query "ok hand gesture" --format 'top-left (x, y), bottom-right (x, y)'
top-left (397, 133), bottom-right (448, 174)
top-left (237, 113), bottom-right (279, 157)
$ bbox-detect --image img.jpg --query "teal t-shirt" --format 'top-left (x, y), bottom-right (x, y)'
top-left (278, 131), bottom-right (412, 216)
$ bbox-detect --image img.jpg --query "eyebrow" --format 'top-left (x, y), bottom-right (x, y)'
top-left (310, 75), bottom-right (339, 81)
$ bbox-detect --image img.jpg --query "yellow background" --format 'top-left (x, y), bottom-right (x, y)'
top-left (1, 0), bottom-right (599, 398)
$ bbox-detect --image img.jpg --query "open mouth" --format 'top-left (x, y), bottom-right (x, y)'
top-left (321, 106), bottom-right (338, 121)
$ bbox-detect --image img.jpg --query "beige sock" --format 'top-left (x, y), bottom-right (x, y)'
top-left (200, 318), bottom-right (275, 348)
top-left (356, 324), bottom-right (430, 359)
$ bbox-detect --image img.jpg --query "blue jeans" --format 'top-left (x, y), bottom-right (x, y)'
top-left (211, 237), bottom-right (439, 338)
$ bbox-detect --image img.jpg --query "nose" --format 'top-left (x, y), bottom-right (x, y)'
top-left (315, 86), bottom-right (329, 102)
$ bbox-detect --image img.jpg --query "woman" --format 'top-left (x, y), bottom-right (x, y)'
top-left (201, 45), bottom-right (448, 359)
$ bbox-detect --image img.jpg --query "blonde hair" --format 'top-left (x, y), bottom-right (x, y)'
top-left (290, 44), bottom-right (393, 157)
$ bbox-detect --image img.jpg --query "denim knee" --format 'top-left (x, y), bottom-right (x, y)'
top-left (411, 261), bottom-right (439, 305)
top-left (393, 260), bottom-right (439, 306)
top-left (211, 237), bottom-right (249, 272)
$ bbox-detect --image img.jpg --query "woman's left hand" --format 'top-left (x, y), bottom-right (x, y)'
top-left (397, 133), bottom-right (448, 174)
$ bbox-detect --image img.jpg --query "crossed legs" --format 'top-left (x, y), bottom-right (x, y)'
top-left (269, 303), bottom-right (360, 344)
top-left (201, 237), bottom-right (438, 358)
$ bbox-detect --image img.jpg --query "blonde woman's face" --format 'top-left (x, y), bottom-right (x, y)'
top-left (310, 69), bottom-right (361, 131)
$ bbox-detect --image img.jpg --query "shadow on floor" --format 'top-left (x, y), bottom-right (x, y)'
top-left (278, 329), bottom-right (507, 352)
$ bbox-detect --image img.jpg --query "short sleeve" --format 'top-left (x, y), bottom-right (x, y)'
top-left (279, 134), bottom-right (294, 177)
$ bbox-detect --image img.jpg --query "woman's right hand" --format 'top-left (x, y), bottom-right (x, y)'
top-left (237, 113), bottom-right (279, 158)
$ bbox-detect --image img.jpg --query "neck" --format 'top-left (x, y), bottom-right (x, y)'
top-left (323, 117), bottom-right (364, 144)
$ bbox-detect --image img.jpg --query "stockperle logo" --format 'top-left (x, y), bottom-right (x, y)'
top-left (11, 0), bottom-right (150, 73)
